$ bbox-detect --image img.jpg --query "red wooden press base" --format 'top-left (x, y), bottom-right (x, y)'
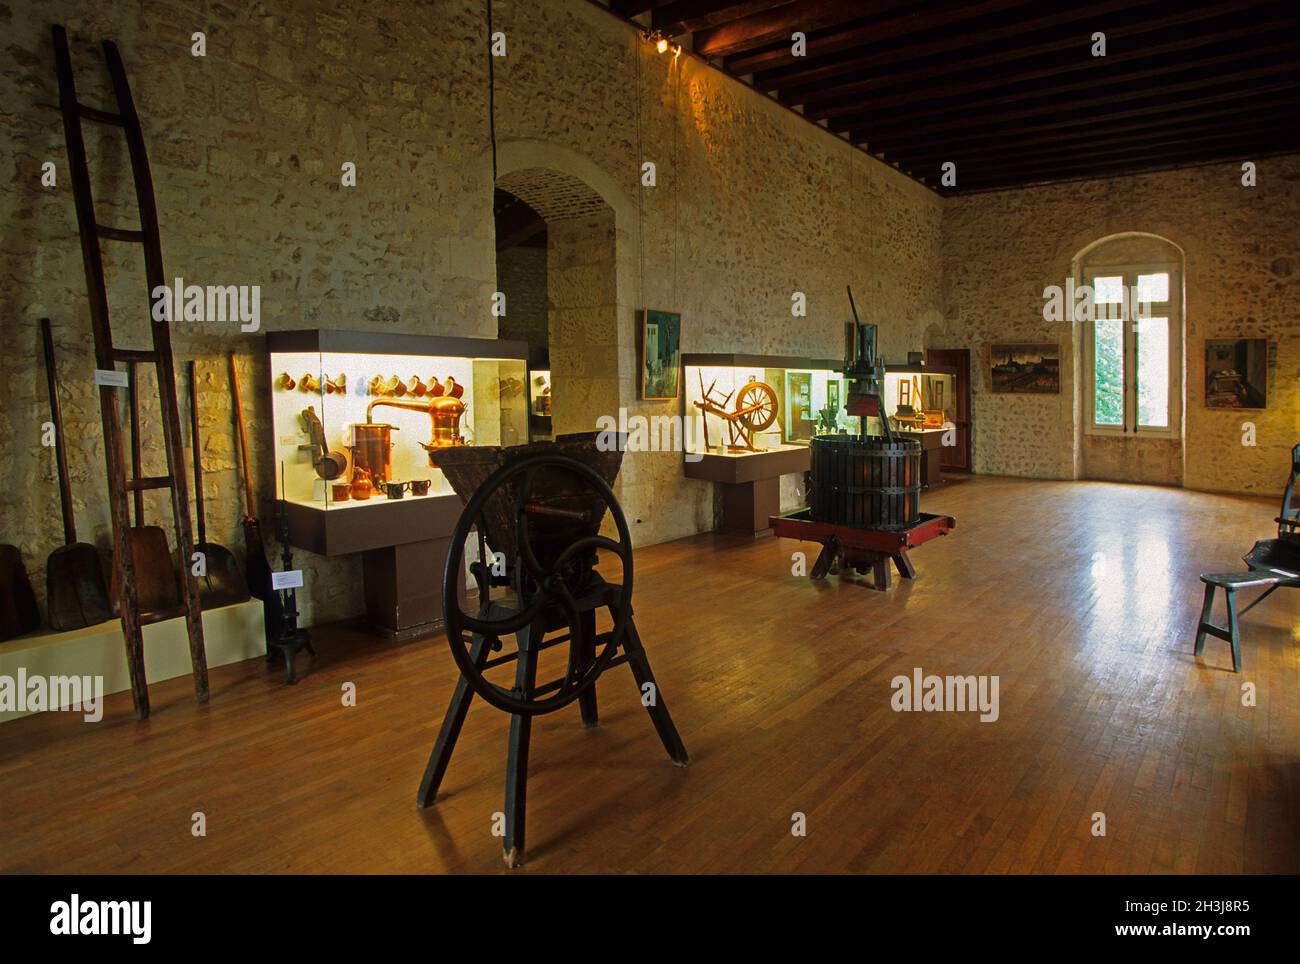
top-left (769, 509), bottom-right (956, 590)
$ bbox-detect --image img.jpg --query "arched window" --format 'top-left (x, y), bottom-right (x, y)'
top-left (1079, 237), bottom-right (1183, 439)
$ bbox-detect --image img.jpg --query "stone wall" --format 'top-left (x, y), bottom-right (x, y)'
top-left (0, 0), bottom-right (944, 625)
top-left (939, 155), bottom-right (1300, 494)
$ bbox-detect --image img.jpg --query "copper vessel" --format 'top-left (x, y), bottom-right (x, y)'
top-left (350, 469), bottom-right (373, 501)
top-left (366, 395), bottom-right (467, 462)
top-left (350, 422), bottom-right (398, 485)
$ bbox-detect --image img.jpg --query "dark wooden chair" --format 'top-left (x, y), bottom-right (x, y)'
top-left (1194, 443), bottom-right (1300, 671)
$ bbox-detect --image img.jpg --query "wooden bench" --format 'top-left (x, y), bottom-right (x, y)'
top-left (1194, 572), bottom-right (1286, 672)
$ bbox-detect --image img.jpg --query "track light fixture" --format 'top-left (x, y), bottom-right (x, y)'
top-left (645, 29), bottom-right (680, 57)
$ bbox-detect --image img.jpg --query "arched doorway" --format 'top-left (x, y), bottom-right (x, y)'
top-left (1072, 232), bottom-right (1186, 485)
top-left (493, 167), bottom-right (619, 447)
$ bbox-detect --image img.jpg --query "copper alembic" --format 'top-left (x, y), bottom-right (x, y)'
top-left (365, 390), bottom-right (467, 464)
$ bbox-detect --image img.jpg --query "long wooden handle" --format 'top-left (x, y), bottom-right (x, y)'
top-left (128, 360), bottom-right (144, 524)
top-left (40, 318), bottom-right (77, 545)
top-left (228, 353), bottom-right (256, 522)
top-left (188, 360), bottom-right (206, 545)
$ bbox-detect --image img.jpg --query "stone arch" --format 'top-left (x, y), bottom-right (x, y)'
top-left (490, 141), bottom-right (633, 456)
top-left (496, 167), bottom-right (610, 223)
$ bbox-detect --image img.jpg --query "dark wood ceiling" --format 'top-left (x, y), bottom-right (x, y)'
top-left (609, 0), bottom-right (1300, 194)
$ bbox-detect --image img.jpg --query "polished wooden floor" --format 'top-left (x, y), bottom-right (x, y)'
top-left (2, 477), bottom-right (1298, 874)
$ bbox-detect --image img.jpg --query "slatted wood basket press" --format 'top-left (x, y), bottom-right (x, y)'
top-left (809, 434), bottom-right (921, 530)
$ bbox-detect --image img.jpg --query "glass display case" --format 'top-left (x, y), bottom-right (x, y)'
top-left (681, 353), bottom-right (844, 457)
top-left (681, 353), bottom-right (844, 535)
top-left (266, 330), bottom-right (529, 512)
top-left (528, 369), bottom-right (553, 441)
top-left (882, 364), bottom-right (957, 431)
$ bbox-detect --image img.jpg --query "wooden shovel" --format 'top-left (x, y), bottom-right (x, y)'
top-left (41, 318), bottom-right (112, 631)
top-left (187, 360), bottom-right (248, 609)
top-left (110, 362), bottom-right (181, 614)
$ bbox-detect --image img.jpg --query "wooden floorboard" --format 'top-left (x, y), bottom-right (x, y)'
top-left (1, 476), bottom-right (1297, 873)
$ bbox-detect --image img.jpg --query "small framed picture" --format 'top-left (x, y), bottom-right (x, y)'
top-left (1205, 338), bottom-right (1268, 409)
top-left (990, 342), bottom-right (1060, 394)
top-left (639, 309), bottom-right (681, 400)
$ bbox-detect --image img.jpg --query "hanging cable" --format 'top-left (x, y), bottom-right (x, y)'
top-left (487, 0), bottom-right (498, 183)
top-left (635, 31), bottom-right (645, 311)
top-left (671, 54), bottom-right (680, 311)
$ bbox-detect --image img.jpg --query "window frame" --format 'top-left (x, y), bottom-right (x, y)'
top-left (1082, 261), bottom-right (1182, 440)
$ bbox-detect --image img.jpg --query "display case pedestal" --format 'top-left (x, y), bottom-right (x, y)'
top-left (718, 477), bottom-right (781, 536)
top-left (685, 446), bottom-right (811, 536)
top-left (285, 493), bottom-right (466, 639)
top-left (362, 539), bottom-right (453, 640)
top-left (897, 429), bottom-right (945, 490)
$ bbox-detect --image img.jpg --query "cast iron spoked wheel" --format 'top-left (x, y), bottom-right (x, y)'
top-left (442, 453), bottom-right (634, 717)
top-left (736, 381), bottom-right (777, 432)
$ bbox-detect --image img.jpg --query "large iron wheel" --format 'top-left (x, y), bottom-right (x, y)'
top-left (736, 380), bottom-right (777, 432)
top-left (441, 453), bottom-right (634, 716)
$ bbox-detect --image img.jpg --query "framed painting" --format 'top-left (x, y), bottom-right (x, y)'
top-left (639, 309), bottom-right (681, 400)
top-left (1205, 338), bottom-right (1268, 409)
top-left (990, 342), bottom-right (1060, 394)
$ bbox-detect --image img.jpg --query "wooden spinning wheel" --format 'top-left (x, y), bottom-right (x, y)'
top-left (694, 373), bottom-right (780, 452)
top-left (416, 441), bottom-right (688, 867)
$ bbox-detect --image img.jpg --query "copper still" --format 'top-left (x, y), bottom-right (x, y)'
top-left (365, 395), bottom-right (467, 466)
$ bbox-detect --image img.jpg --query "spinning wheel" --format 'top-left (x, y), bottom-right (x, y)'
top-left (694, 374), bottom-right (780, 452)
top-left (417, 436), bottom-right (688, 867)
top-left (735, 381), bottom-right (777, 433)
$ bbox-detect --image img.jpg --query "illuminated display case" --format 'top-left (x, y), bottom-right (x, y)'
top-left (882, 363), bottom-right (957, 489)
top-left (265, 329), bottom-right (528, 638)
top-left (267, 330), bottom-right (528, 514)
top-left (681, 353), bottom-right (842, 534)
top-left (681, 353), bottom-right (844, 457)
top-left (528, 368), bottom-right (553, 440)
top-left (883, 364), bottom-right (957, 431)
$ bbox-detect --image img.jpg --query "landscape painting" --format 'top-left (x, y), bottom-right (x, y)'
top-left (990, 342), bottom-right (1060, 394)
top-left (1205, 338), bottom-right (1268, 409)
top-left (640, 309), bottom-right (681, 400)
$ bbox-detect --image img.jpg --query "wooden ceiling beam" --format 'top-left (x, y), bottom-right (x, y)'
top-left (859, 90), bottom-right (1300, 156)
top-left (934, 131), bottom-right (1300, 184)
top-left (805, 35), bottom-right (1300, 125)
top-left (723, 0), bottom-right (1038, 76)
top-left (944, 141), bottom-right (1300, 194)
top-left (897, 109), bottom-right (1295, 169)
top-left (778, 2), bottom-right (1290, 108)
top-left (757, 0), bottom-right (1253, 95)
top-left (652, 0), bottom-right (776, 37)
top-left (829, 59), bottom-right (1300, 139)
top-left (857, 79), bottom-right (1300, 152)
top-left (693, 0), bottom-right (888, 58)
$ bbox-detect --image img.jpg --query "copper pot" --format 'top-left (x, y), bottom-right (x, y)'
top-left (349, 422), bottom-right (398, 485)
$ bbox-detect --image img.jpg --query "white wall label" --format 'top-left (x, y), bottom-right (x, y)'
top-left (94, 369), bottom-right (129, 388)
top-left (271, 570), bottom-right (304, 590)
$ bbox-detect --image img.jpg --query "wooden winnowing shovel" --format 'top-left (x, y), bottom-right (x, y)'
top-left (41, 318), bottom-right (112, 631)
top-left (110, 362), bottom-right (181, 614)
top-left (187, 360), bottom-right (248, 609)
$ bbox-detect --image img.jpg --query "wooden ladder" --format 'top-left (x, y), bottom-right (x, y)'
top-left (51, 25), bottom-right (208, 719)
